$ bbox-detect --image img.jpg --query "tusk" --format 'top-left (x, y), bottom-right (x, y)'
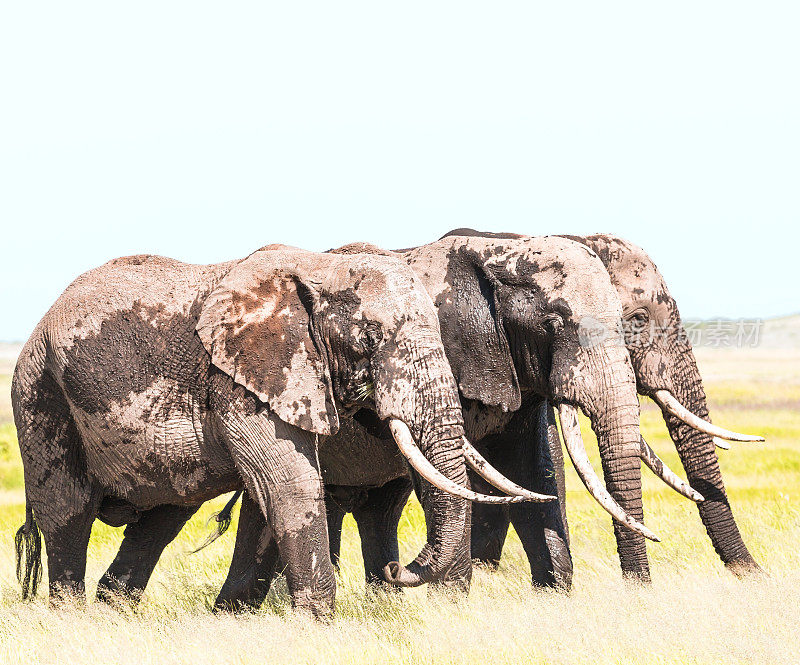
top-left (652, 390), bottom-right (765, 443)
top-left (462, 438), bottom-right (556, 502)
top-left (556, 404), bottom-right (660, 542)
top-left (713, 437), bottom-right (731, 451)
top-left (388, 420), bottom-right (555, 505)
top-left (639, 436), bottom-right (704, 503)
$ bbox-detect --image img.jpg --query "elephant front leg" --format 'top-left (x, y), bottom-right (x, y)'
top-left (510, 400), bottom-right (572, 590)
top-left (470, 503), bottom-right (510, 568)
top-left (352, 477), bottom-right (413, 586)
top-left (97, 504), bottom-right (198, 605)
top-left (470, 400), bottom-right (573, 589)
top-left (215, 491), bottom-right (280, 612)
top-left (222, 414), bottom-right (336, 619)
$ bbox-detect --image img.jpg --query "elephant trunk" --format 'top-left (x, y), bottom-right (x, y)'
top-left (374, 339), bottom-right (471, 587)
top-left (584, 345), bottom-right (650, 581)
top-left (383, 429), bottom-right (470, 587)
top-left (661, 341), bottom-right (760, 574)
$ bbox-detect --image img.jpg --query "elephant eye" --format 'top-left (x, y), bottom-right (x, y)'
top-left (625, 309), bottom-right (651, 345)
top-left (361, 322), bottom-right (383, 353)
top-left (542, 313), bottom-right (564, 337)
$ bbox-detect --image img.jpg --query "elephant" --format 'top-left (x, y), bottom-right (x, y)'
top-left (208, 233), bottom-right (699, 608)
top-left (445, 229), bottom-right (764, 579)
top-left (11, 245), bottom-right (538, 618)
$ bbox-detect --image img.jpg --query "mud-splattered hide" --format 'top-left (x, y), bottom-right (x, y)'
top-left (561, 234), bottom-right (680, 396)
top-left (405, 235), bottom-right (634, 415)
top-left (560, 233), bottom-right (761, 574)
top-left (429, 232), bottom-right (650, 579)
top-left (12, 244), bottom-right (474, 610)
top-left (197, 248), bottom-right (462, 445)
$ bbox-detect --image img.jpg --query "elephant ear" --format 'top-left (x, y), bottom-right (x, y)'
top-left (196, 252), bottom-right (339, 435)
top-left (436, 248), bottom-right (521, 411)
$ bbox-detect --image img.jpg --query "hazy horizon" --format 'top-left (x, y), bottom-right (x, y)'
top-left (2, 2), bottom-right (799, 341)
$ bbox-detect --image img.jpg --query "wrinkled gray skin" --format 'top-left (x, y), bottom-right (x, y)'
top-left (458, 229), bottom-right (761, 579)
top-left (215, 234), bottom-right (649, 605)
top-left (568, 233), bottom-right (760, 575)
top-left (12, 246), bottom-right (472, 617)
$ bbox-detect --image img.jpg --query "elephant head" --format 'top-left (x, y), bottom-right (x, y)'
top-left (563, 234), bottom-right (763, 575)
top-left (197, 246), bottom-right (540, 587)
top-left (408, 235), bottom-right (673, 579)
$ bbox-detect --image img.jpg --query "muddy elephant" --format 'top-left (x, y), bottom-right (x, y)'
top-left (11, 245), bottom-right (537, 617)
top-left (212, 234), bottom-right (698, 606)
top-left (448, 228), bottom-right (764, 579)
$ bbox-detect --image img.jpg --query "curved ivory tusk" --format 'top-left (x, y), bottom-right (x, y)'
top-left (462, 438), bottom-right (557, 502)
top-left (713, 436), bottom-right (731, 451)
top-left (388, 420), bottom-right (554, 504)
top-left (639, 436), bottom-right (704, 503)
top-left (652, 390), bottom-right (765, 443)
top-left (556, 404), bottom-right (660, 542)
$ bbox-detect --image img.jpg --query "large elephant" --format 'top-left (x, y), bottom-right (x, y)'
top-left (447, 229), bottom-right (764, 579)
top-left (212, 234), bottom-right (696, 607)
top-left (11, 245), bottom-right (535, 618)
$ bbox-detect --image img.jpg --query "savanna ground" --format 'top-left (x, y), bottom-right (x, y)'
top-left (0, 320), bottom-right (798, 665)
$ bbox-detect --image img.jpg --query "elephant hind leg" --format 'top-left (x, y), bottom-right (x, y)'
top-left (13, 374), bottom-right (99, 602)
top-left (215, 491), bottom-right (280, 612)
top-left (97, 504), bottom-right (198, 605)
top-left (325, 493), bottom-right (347, 570)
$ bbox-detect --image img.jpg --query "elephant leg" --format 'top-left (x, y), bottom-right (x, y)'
top-left (215, 492), bottom-right (280, 612)
top-left (470, 503), bottom-right (510, 568)
top-left (15, 381), bottom-right (99, 602)
top-left (509, 400), bottom-right (572, 590)
top-left (41, 504), bottom-right (98, 602)
top-left (222, 414), bottom-right (335, 618)
top-left (352, 477), bottom-right (413, 586)
top-left (96, 504), bottom-right (198, 604)
top-left (470, 399), bottom-right (572, 589)
top-left (324, 491), bottom-right (348, 570)
top-left (509, 504), bottom-right (572, 590)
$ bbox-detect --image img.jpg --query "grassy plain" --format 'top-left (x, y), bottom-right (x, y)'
top-left (0, 341), bottom-right (797, 664)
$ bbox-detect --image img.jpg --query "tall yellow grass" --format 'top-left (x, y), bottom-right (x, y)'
top-left (0, 348), bottom-right (797, 664)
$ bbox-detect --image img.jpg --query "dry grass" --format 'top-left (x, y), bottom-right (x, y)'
top-left (0, 346), bottom-right (797, 664)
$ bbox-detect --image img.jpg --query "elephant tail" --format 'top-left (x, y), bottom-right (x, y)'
top-left (191, 491), bottom-right (243, 554)
top-left (15, 502), bottom-right (42, 599)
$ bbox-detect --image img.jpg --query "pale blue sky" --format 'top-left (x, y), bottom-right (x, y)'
top-left (1, 2), bottom-right (798, 341)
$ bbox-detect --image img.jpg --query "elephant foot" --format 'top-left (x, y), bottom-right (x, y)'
top-left (49, 580), bottom-right (88, 608)
top-left (213, 596), bottom-right (261, 614)
top-left (472, 556), bottom-right (501, 571)
top-left (214, 574), bottom-right (272, 614)
top-left (531, 571), bottom-right (572, 593)
top-left (96, 575), bottom-right (144, 609)
top-left (291, 589), bottom-right (335, 622)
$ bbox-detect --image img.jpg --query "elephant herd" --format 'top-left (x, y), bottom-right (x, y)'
top-left (11, 229), bottom-right (764, 618)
